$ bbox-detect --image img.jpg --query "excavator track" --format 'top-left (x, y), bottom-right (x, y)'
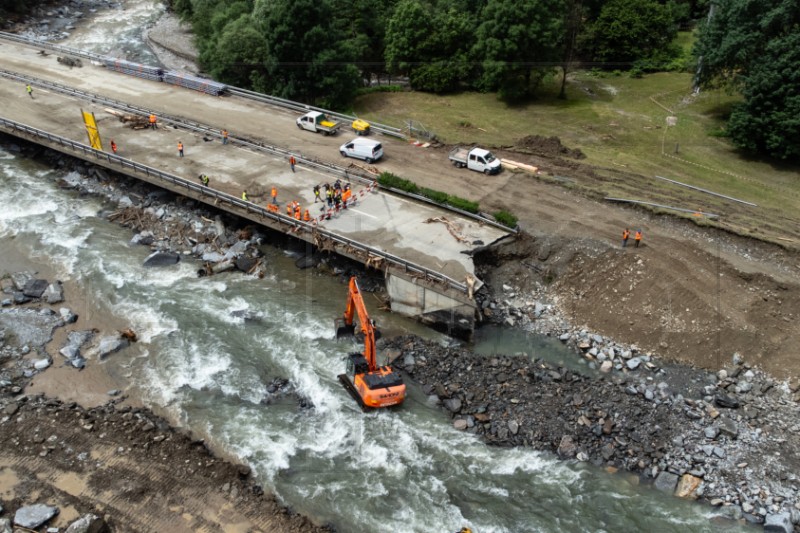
top-left (337, 374), bottom-right (368, 410)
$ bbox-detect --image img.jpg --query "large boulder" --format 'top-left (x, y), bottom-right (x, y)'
top-left (143, 251), bottom-right (180, 267)
top-left (44, 281), bottom-right (65, 304)
top-left (653, 471), bottom-right (679, 494)
top-left (22, 278), bottom-right (49, 298)
top-left (14, 504), bottom-right (59, 529)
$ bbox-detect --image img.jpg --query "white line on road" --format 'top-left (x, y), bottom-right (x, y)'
top-left (348, 208), bottom-right (377, 219)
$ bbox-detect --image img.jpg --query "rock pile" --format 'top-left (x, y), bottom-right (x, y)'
top-left (387, 335), bottom-right (800, 532)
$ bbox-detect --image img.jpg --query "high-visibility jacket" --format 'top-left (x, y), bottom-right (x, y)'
top-left (303, 210), bottom-right (310, 221)
top-left (287, 205), bottom-right (293, 216)
top-left (149, 114), bottom-right (156, 124)
top-left (242, 192), bottom-right (248, 201)
top-left (271, 187), bottom-right (277, 198)
top-left (635, 231), bottom-right (642, 240)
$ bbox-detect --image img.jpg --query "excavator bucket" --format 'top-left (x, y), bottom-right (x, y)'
top-left (335, 320), bottom-right (356, 339)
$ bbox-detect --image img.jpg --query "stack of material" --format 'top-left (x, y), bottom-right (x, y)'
top-left (500, 158), bottom-right (538, 174)
top-left (103, 58), bottom-right (163, 81)
top-left (163, 71), bottom-right (227, 96)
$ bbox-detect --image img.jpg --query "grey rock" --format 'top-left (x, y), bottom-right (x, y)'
top-left (59, 307), bottom-right (78, 324)
top-left (94, 335), bottom-right (129, 359)
top-left (107, 389), bottom-right (121, 396)
top-left (64, 513), bottom-right (107, 533)
top-left (453, 419), bottom-right (467, 430)
top-left (557, 435), bottom-right (577, 459)
top-left (43, 282), bottom-right (64, 304)
top-left (718, 416), bottom-right (739, 439)
top-left (0, 519), bottom-right (10, 533)
top-left (732, 352), bottom-right (744, 365)
top-left (14, 504), bottom-right (59, 529)
top-left (626, 358), bottom-right (641, 370)
top-left (508, 420), bottom-right (519, 435)
top-left (444, 398), bottom-right (462, 413)
top-left (714, 394), bottom-right (740, 409)
top-left (23, 279), bottom-right (49, 298)
top-left (201, 252), bottom-right (225, 263)
top-left (143, 251), bottom-right (180, 267)
top-left (235, 256), bottom-right (258, 273)
top-left (33, 358), bottom-right (51, 370)
top-left (653, 471), bottom-right (679, 494)
top-left (764, 512), bottom-right (792, 533)
top-left (1, 299), bottom-right (11, 307)
top-left (704, 426), bottom-right (720, 439)
top-left (10, 271), bottom-right (33, 291)
top-left (712, 447), bottom-right (725, 458)
top-left (402, 354), bottom-right (415, 368)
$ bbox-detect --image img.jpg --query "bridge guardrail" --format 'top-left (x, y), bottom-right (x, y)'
top-left (0, 116), bottom-right (469, 294)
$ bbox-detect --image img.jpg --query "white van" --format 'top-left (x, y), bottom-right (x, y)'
top-left (339, 138), bottom-right (383, 164)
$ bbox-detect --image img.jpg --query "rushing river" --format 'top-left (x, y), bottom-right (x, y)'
top-left (0, 3), bottom-right (750, 531)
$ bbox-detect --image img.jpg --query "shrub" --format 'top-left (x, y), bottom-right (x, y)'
top-left (355, 85), bottom-right (405, 96)
top-left (420, 188), bottom-right (449, 204)
top-left (446, 196), bottom-right (479, 213)
top-left (378, 172), bottom-right (418, 194)
top-left (493, 210), bottom-right (518, 228)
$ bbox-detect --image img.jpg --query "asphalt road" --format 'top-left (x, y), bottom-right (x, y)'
top-left (0, 37), bottom-right (509, 285)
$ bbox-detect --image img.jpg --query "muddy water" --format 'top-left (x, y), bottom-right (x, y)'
top-left (0, 4), bottom-right (753, 530)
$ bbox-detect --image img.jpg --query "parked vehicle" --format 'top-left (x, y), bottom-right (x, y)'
top-left (340, 138), bottom-right (383, 164)
top-left (296, 111), bottom-right (341, 135)
top-left (352, 118), bottom-right (370, 135)
top-left (449, 146), bottom-right (502, 174)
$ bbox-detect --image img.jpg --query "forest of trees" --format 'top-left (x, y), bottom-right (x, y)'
top-left (172, 0), bottom-right (702, 107)
top-left (170, 0), bottom-right (798, 160)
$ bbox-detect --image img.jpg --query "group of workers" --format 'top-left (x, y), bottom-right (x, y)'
top-left (317, 180), bottom-right (352, 209)
top-left (622, 228), bottom-right (643, 248)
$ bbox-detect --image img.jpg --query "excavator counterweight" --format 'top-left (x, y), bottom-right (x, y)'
top-left (335, 277), bottom-right (405, 409)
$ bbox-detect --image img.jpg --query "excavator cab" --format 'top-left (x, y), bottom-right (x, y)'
top-left (335, 277), bottom-right (405, 409)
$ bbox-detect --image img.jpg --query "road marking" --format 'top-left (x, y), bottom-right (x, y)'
top-left (348, 208), bottom-right (376, 219)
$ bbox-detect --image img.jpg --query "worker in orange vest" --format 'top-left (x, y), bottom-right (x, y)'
top-left (303, 209), bottom-right (310, 221)
top-left (289, 155), bottom-right (296, 173)
top-left (294, 205), bottom-right (301, 220)
top-left (286, 204), bottom-right (293, 216)
top-left (271, 186), bottom-right (278, 204)
top-left (634, 230), bottom-right (642, 248)
top-left (622, 228), bottom-right (630, 247)
top-left (177, 141), bottom-right (184, 157)
top-left (222, 129), bottom-right (228, 145)
top-left (149, 114), bottom-right (157, 129)
top-left (110, 139), bottom-right (117, 154)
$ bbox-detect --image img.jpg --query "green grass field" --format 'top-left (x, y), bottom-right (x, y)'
top-left (353, 68), bottom-right (800, 248)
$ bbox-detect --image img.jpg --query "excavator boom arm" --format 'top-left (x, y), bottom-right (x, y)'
top-left (341, 277), bottom-right (377, 371)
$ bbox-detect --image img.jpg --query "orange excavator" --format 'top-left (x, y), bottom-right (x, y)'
top-left (335, 277), bottom-right (406, 409)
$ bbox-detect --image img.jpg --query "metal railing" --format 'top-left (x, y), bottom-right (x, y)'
top-left (0, 116), bottom-right (469, 294)
top-left (0, 67), bottom-right (515, 233)
top-left (0, 31), bottom-right (406, 139)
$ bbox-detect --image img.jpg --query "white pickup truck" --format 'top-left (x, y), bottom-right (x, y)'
top-left (296, 111), bottom-right (341, 135)
top-left (449, 147), bottom-right (502, 174)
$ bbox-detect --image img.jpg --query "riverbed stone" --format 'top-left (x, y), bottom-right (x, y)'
top-left (674, 474), bottom-right (702, 499)
top-left (64, 513), bottom-right (107, 533)
top-left (654, 471), bottom-right (679, 494)
top-left (14, 504), bottom-right (58, 529)
top-left (143, 251), bottom-right (180, 267)
top-left (764, 512), bottom-right (792, 533)
top-left (453, 419), bottom-right (467, 431)
top-left (557, 435), bottom-right (577, 458)
top-left (444, 398), bottom-right (462, 413)
top-left (626, 358), bottom-right (641, 370)
top-left (43, 282), bottom-right (64, 304)
top-left (23, 279), bottom-right (49, 298)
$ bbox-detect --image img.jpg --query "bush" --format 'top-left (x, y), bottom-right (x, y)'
top-left (445, 196), bottom-right (479, 213)
top-left (420, 188), bottom-right (449, 204)
top-left (493, 210), bottom-right (518, 228)
top-left (378, 172), bottom-right (418, 194)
